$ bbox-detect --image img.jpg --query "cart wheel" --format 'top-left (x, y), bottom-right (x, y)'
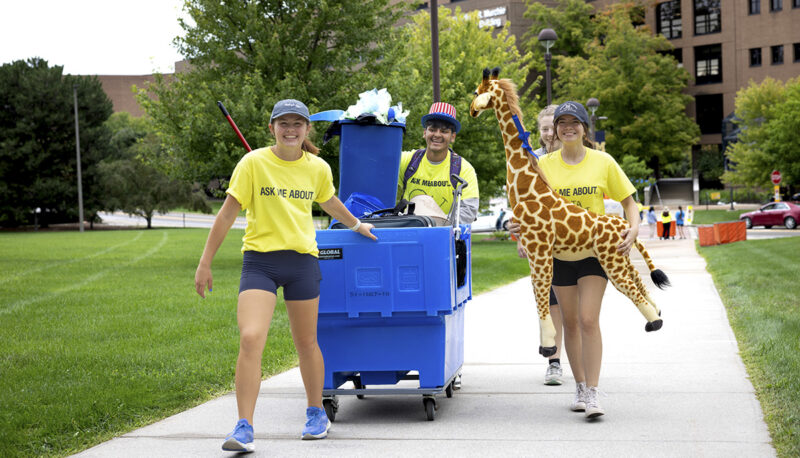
top-left (453, 374), bottom-right (462, 390)
top-left (323, 398), bottom-right (337, 423)
top-left (423, 397), bottom-right (436, 421)
top-left (445, 382), bottom-right (454, 398)
top-left (353, 377), bottom-right (365, 400)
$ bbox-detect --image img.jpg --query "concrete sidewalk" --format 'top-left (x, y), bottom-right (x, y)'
top-left (75, 235), bottom-right (775, 457)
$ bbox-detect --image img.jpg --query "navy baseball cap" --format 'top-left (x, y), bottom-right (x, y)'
top-left (553, 101), bottom-right (590, 125)
top-left (270, 99), bottom-right (310, 122)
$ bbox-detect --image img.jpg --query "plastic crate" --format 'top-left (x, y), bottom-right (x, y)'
top-left (337, 120), bottom-right (405, 209)
top-left (315, 226), bottom-right (471, 318)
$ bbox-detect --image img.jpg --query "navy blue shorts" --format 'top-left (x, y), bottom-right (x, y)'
top-left (552, 257), bottom-right (607, 287)
top-left (239, 250), bottom-right (322, 300)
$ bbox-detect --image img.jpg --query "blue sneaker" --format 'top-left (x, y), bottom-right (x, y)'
top-left (222, 418), bottom-right (254, 452)
top-left (301, 406), bottom-right (330, 440)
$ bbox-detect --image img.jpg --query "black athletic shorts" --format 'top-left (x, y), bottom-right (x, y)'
top-left (239, 250), bottom-right (322, 300)
top-left (552, 257), bottom-right (607, 287)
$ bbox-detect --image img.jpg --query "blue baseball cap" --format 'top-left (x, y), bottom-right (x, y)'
top-left (270, 99), bottom-right (310, 122)
top-left (553, 101), bottom-right (590, 125)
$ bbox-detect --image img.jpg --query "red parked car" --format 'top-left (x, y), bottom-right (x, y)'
top-left (740, 202), bottom-right (800, 229)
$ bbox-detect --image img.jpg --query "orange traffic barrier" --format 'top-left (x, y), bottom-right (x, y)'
top-left (697, 225), bottom-right (718, 246)
top-left (714, 221), bottom-right (747, 244)
top-left (656, 221), bottom-right (676, 238)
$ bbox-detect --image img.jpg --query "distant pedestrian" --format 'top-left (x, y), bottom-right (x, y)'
top-left (675, 206), bottom-right (687, 239)
top-left (661, 207), bottom-right (672, 240)
top-left (194, 99), bottom-right (377, 453)
top-left (647, 207), bottom-right (657, 239)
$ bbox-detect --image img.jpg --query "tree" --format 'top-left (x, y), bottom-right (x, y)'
top-left (381, 7), bottom-right (534, 200)
top-left (522, 0), bottom-right (596, 101)
top-left (0, 58), bottom-right (112, 227)
top-left (619, 155), bottom-right (654, 196)
top-left (556, 6), bottom-right (699, 178)
top-left (99, 113), bottom-right (210, 229)
top-left (138, 0), bottom-right (408, 190)
top-left (724, 77), bottom-right (800, 193)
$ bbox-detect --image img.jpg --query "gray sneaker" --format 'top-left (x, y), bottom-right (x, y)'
top-left (570, 382), bottom-right (587, 412)
top-left (584, 386), bottom-right (605, 419)
top-left (544, 361), bottom-right (563, 386)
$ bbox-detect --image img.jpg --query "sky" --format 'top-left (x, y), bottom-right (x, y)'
top-left (0, 0), bottom-right (191, 75)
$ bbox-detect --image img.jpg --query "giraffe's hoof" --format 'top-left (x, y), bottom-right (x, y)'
top-left (539, 346), bottom-right (557, 357)
top-left (645, 319), bottom-right (663, 332)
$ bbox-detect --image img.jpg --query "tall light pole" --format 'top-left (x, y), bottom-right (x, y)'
top-left (73, 84), bottom-right (84, 233)
top-left (587, 97), bottom-right (599, 146)
top-left (430, 0), bottom-right (440, 103)
top-left (538, 28), bottom-right (558, 106)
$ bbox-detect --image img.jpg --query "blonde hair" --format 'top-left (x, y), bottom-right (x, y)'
top-left (537, 104), bottom-right (558, 149)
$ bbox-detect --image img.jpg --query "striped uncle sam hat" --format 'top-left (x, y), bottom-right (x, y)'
top-left (421, 102), bottom-right (461, 133)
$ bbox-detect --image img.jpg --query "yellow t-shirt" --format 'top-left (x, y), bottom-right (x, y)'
top-left (661, 212), bottom-right (672, 223)
top-left (397, 150), bottom-right (479, 215)
top-left (538, 148), bottom-right (635, 215)
top-left (226, 146), bottom-right (335, 256)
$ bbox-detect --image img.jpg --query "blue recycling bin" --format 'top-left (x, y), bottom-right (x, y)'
top-left (337, 120), bottom-right (405, 209)
top-left (315, 226), bottom-right (472, 390)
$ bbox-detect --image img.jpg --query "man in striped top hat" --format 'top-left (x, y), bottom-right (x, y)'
top-left (397, 102), bottom-right (479, 223)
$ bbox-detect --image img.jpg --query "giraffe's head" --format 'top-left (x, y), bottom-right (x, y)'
top-left (469, 67), bottom-right (501, 118)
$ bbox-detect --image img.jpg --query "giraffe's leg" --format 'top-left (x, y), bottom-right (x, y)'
top-left (629, 264), bottom-right (660, 315)
top-left (598, 253), bottom-right (663, 331)
top-left (525, 241), bottom-right (557, 356)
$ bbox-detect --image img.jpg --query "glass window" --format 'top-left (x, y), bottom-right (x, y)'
top-left (750, 48), bottom-right (762, 66)
top-left (794, 43), bottom-right (800, 62)
top-left (770, 0), bottom-right (782, 11)
top-left (749, 0), bottom-right (761, 13)
top-left (794, 0), bottom-right (800, 8)
top-left (695, 94), bottom-right (723, 134)
top-left (656, 1), bottom-right (682, 39)
top-left (694, 0), bottom-right (721, 35)
top-left (771, 45), bottom-right (784, 64)
top-left (695, 44), bottom-right (722, 84)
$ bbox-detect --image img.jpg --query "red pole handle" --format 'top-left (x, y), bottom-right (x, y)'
top-left (217, 101), bottom-right (252, 152)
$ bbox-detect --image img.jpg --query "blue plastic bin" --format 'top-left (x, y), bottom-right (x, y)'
top-left (315, 226), bottom-right (471, 390)
top-left (336, 120), bottom-right (405, 209)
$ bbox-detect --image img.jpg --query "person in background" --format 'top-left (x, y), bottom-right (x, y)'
top-left (398, 102), bottom-right (479, 223)
top-left (194, 99), bottom-right (377, 453)
top-left (647, 206), bottom-right (658, 239)
top-left (675, 205), bottom-right (687, 239)
top-left (661, 207), bottom-right (673, 240)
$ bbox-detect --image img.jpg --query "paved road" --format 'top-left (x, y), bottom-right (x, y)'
top-left (74, 233), bottom-right (775, 457)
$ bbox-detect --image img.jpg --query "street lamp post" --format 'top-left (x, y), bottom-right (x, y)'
top-left (587, 97), bottom-right (599, 146)
top-left (538, 28), bottom-right (558, 106)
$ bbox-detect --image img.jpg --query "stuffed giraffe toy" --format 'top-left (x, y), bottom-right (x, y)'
top-left (469, 68), bottom-right (669, 357)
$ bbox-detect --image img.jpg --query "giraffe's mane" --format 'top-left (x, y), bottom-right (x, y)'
top-left (497, 79), bottom-right (522, 121)
top-left (493, 79), bottom-right (553, 192)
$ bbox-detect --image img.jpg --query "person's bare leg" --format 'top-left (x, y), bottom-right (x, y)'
top-left (576, 276), bottom-right (607, 388)
top-left (286, 297), bottom-right (324, 408)
top-left (553, 286), bottom-right (582, 383)
top-left (551, 303), bottom-right (564, 360)
top-left (235, 289), bottom-right (277, 424)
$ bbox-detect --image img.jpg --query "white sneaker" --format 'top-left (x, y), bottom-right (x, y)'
top-left (570, 382), bottom-right (587, 412)
top-left (584, 386), bottom-right (605, 419)
top-left (544, 361), bottom-right (563, 386)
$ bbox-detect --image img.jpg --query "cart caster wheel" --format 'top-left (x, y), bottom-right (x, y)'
top-left (423, 397), bottom-right (436, 421)
top-left (323, 398), bottom-right (338, 423)
top-left (453, 374), bottom-right (462, 390)
top-left (445, 382), bottom-right (454, 398)
top-left (353, 377), bottom-right (365, 400)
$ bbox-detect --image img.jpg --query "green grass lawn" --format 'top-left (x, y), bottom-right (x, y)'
top-left (691, 209), bottom-right (747, 225)
top-left (0, 229), bottom-right (527, 457)
top-left (699, 237), bottom-right (800, 458)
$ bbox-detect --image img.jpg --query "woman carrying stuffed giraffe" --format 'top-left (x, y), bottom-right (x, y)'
top-left (469, 68), bottom-right (669, 420)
